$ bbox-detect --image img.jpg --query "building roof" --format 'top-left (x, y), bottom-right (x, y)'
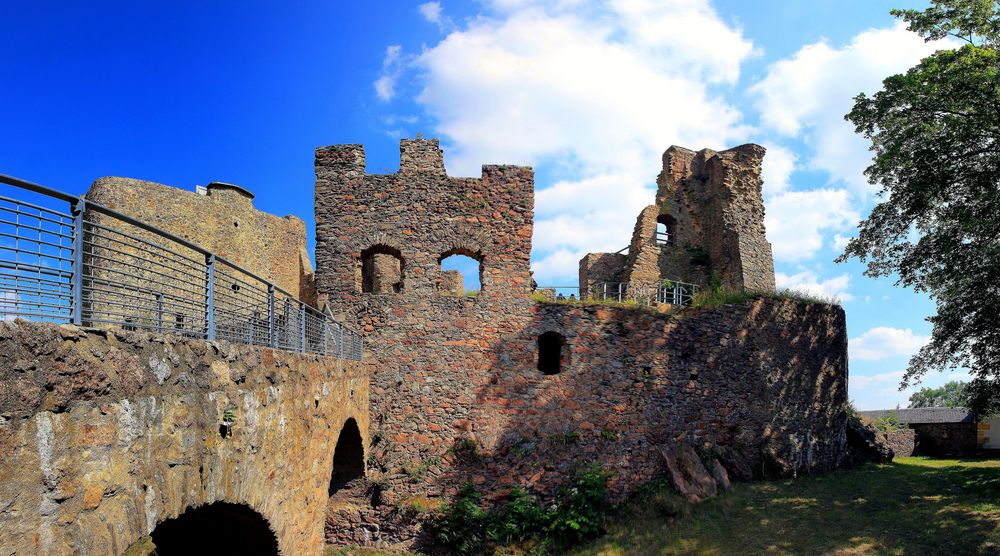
top-left (860, 407), bottom-right (975, 424)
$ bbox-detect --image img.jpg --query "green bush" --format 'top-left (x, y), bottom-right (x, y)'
top-left (434, 485), bottom-right (489, 554)
top-left (432, 465), bottom-right (611, 554)
top-left (873, 412), bottom-right (904, 433)
top-left (485, 487), bottom-right (550, 545)
top-left (547, 465), bottom-right (610, 547)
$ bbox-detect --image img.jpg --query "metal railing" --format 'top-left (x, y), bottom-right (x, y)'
top-left (535, 280), bottom-right (699, 307)
top-left (0, 173), bottom-right (362, 361)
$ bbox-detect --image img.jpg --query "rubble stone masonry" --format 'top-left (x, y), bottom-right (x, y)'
top-left (581, 144), bottom-right (776, 293)
top-left (0, 137), bottom-right (848, 553)
top-left (0, 321), bottom-right (368, 555)
top-left (314, 139), bottom-right (847, 545)
top-left (86, 177), bottom-right (317, 304)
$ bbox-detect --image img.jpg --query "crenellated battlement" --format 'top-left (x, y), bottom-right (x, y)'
top-left (314, 138), bottom-right (533, 305)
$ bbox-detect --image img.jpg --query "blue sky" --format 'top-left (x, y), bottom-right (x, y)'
top-left (0, 1), bottom-right (972, 408)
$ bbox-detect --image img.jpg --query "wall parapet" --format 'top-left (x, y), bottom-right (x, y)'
top-left (0, 320), bottom-right (369, 555)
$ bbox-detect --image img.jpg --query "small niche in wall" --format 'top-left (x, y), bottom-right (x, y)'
top-left (538, 331), bottom-right (567, 375)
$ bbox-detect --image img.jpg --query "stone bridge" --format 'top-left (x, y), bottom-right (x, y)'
top-left (0, 321), bottom-right (369, 555)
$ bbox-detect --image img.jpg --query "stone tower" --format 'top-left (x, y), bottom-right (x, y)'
top-left (580, 144), bottom-right (775, 294)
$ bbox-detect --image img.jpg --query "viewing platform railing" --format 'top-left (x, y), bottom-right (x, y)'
top-left (535, 280), bottom-right (699, 307)
top-left (0, 173), bottom-right (362, 360)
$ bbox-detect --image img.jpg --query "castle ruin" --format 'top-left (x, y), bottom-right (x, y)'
top-left (0, 138), bottom-right (849, 554)
top-left (580, 144), bottom-right (775, 295)
top-left (313, 139), bottom-right (847, 543)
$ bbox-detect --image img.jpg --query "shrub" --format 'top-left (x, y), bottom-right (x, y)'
top-left (432, 465), bottom-right (611, 554)
top-left (450, 438), bottom-right (481, 463)
top-left (873, 411), bottom-right (904, 433)
top-left (434, 485), bottom-right (489, 554)
top-left (546, 465), bottom-right (610, 547)
top-left (485, 487), bottom-right (550, 545)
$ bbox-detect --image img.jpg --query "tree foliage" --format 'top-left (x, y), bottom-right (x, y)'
top-left (839, 0), bottom-right (1000, 415)
top-left (908, 380), bottom-right (969, 408)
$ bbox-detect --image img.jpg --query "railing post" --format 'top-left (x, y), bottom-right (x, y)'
top-left (205, 254), bottom-right (216, 341)
top-left (322, 317), bottom-right (329, 356)
top-left (156, 292), bottom-right (163, 333)
top-left (283, 298), bottom-right (291, 348)
top-left (70, 198), bottom-right (86, 326)
top-left (299, 303), bottom-right (306, 353)
top-left (617, 283), bottom-right (623, 303)
top-left (268, 285), bottom-right (275, 348)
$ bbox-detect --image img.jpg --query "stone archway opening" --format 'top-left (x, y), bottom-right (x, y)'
top-left (329, 417), bottom-right (365, 496)
top-left (149, 501), bottom-right (278, 555)
top-left (656, 214), bottom-right (676, 245)
top-left (438, 248), bottom-right (483, 296)
top-left (359, 245), bottom-right (404, 293)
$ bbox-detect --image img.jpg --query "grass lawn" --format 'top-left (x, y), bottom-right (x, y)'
top-left (328, 457), bottom-right (1000, 555)
top-left (575, 457), bottom-right (1000, 556)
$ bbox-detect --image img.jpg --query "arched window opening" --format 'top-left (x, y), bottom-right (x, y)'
top-left (538, 331), bottom-right (567, 375)
top-left (149, 502), bottom-right (278, 555)
top-left (360, 245), bottom-right (404, 294)
top-left (656, 214), bottom-right (676, 246)
top-left (329, 418), bottom-right (365, 496)
top-left (438, 248), bottom-right (483, 296)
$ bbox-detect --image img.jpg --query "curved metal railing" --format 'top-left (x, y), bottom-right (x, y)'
top-left (0, 173), bottom-right (362, 360)
top-left (535, 280), bottom-right (699, 307)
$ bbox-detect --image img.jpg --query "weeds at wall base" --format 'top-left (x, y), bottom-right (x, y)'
top-left (431, 465), bottom-right (611, 555)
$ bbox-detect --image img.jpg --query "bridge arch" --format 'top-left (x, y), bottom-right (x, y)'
top-left (149, 501), bottom-right (279, 555)
top-left (329, 417), bottom-right (366, 495)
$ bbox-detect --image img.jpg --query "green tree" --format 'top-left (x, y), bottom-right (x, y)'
top-left (908, 380), bottom-right (969, 408)
top-left (839, 0), bottom-right (1000, 415)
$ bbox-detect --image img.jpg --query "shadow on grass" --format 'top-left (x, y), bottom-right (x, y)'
top-left (575, 458), bottom-right (1000, 556)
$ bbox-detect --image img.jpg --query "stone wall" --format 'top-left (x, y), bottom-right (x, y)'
top-left (462, 299), bottom-right (849, 496)
top-left (580, 144), bottom-right (775, 293)
top-left (0, 321), bottom-right (368, 555)
top-left (885, 429), bottom-right (915, 457)
top-left (913, 423), bottom-right (978, 455)
top-left (438, 270), bottom-right (464, 296)
top-left (578, 253), bottom-right (626, 296)
top-left (86, 177), bottom-right (316, 304)
top-left (313, 139), bottom-right (846, 547)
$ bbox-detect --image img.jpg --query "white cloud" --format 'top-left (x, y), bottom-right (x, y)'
top-left (765, 188), bottom-right (859, 262)
top-left (775, 270), bottom-right (853, 302)
top-left (760, 143), bottom-right (796, 197)
top-left (850, 326), bottom-right (930, 361)
top-left (851, 370), bottom-right (905, 390)
top-left (752, 24), bottom-right (952, 195)
top-left (832, 233), bottom-right (851, 251)
top-left (419, 1), bottom-right (454, 31)
top-left (530, 248), bottom-right (588, 285)
top-left (374, 45), bottom-right (404, 101)
top-left (377, 0), bottom-right (756, 282)
top-left (419, 2), bottom-right (443, 23)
